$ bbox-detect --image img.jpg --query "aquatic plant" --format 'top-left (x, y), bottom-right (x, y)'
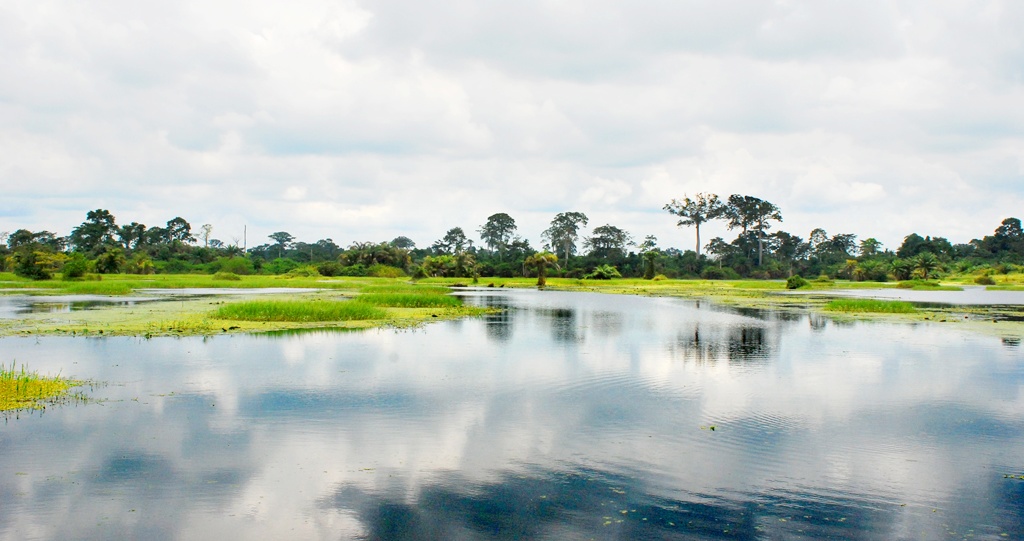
top-left (824, 299), bottom-right (917, 313)
top-left (357, 292), bottom-right (462, 308)
top-left (213, 300), bottom-right (388, 322)
top-left (0, 363), bottom-right (79, 412)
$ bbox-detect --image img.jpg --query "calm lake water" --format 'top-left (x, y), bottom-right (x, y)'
top-left (1, 289), bottom-right (1023, 540)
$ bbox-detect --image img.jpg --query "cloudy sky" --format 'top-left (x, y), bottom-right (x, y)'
top-left (2, 0), bottom-right (1022, 252)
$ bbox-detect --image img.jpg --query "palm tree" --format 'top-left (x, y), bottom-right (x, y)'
top-left (913, 252), bottom-right (940, 279)
top-left (524, 252), bottom-right (558, 287)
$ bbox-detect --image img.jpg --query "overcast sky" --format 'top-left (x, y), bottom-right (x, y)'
top-left (2, 0), bottom-right (1022, 252)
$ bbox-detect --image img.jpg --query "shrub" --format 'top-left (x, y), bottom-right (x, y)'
top-left (975, 275), bottom-right (996, 285)
top-left (652, 274), bottom-right (669, 281)
top-left (700, 266), bottom-right (738, 280)
top-left (62, 254), bottom-right (89, 279)
top-left (317, 261), bottom-right (344, 277)
top-left (367, 264), bottom-right (406, 278)
top-left (786, 275), bottom-right (810, 289)
top-left (217, 257), bottom-right (255, 275)
top-left (584, 265), bottom-right (622, 280)
top-left (284, 265), bottom-right (320, 278)
top-left (213, 272), bottom-right (242, 281)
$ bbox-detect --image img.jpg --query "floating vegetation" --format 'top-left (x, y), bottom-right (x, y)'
top-left (212, 300), bottom-right (388, 322)
top-left (824, 299), bottom-right (917, 314)
top-left (0, 363), bottom-right (83, 412)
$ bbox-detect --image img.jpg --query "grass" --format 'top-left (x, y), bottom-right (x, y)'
top-left (357, 291), bottom-right (463, 308)
top-left (824, 298), bottom-right (917, 313)
top-left (213, 299), bottom-right (389, 322)
top-left (0, 363), bottom-right (81, 412)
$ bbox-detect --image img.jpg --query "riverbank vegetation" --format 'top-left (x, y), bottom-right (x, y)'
top-left (0, 364), bottom-right (82, 412)
top-left (2, 202), bottom-right (1023, 288)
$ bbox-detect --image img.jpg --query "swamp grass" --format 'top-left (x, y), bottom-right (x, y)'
top-left (824, 298), bottom-right (917, 313)
top-left (357, 291), bottom-right (463, 308)
top-left (213, 299), bottom-right (389, 322)
top-left (0, 363), bottom-right (80, 412)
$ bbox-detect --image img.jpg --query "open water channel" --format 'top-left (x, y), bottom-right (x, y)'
top-left (1, 289), bottom-right (1022, 540)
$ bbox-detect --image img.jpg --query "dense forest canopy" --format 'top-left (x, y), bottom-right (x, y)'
top-left (1, 195), bottom-right (1022, 282)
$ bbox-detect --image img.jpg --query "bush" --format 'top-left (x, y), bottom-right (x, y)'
top-left (700, 266), bottom-right (738, 280)
top-left (367, 264), bottom-right (406, 278)
top-left (786, 275), bottom-right (810, 289)
top-left (216, 257), bottom-right (255, 275)
top-left (317, 261), bottom-right (344, 277)
top-left (974, 275), bottom-right (996, 285)
top-left (584, 265), bottom-right (622, 280)
top-left (284, 265), bottom-right (320, 278)
top-left (62, 254), bottom-right (89, 279)
top-left (213, 272), bottom-right (242, 281)
top-left (652, 274), bottom-right (669, 281)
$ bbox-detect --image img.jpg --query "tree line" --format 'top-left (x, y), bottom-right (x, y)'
top-left (2, 196), bottom-right (1022, 282)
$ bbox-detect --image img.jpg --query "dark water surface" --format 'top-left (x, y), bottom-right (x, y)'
top-left (1, 289), bottom-right (1022, 540)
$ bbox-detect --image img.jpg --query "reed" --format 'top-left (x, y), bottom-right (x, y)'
top-left (824, 298), bottom-right (917, 313)
top-left (213, 300), bottom-right (388, 322)
top-left (357, 291), bottom-right (462, 308)
top-left (0, 363), bottom-right (78, 412)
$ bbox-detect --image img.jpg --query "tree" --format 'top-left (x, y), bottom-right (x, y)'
top-left (725, 195), bottom-right (782, 266)
top-left (199, 224), bottom-right (213, 248)
top-left (165, 217), bottom-right (195, 244)
top-left (268, 232), bottom-right (295, 259)
top-left (69, 209), bottom-right (117, 253)
top-left (118, 222), bottom-right (147, 251)
top-left (583, 224), bottom-right (633, 260)
top-left (524, 251), bottom-right (558, 287)
top-left (478, 213), bottom-right (517, 259)
top-left (390, 236), bottom-right (416, 250)
top-left (914, 252), bottom-right (940, 279)
top-left (859, 238), bottom-right (883, 258)
top-left (541, 212), bottom-right (589, 263)
top-left (664, 193), bottom-right (727, 258)
top-left (432, 227), bottom-right (470, 255)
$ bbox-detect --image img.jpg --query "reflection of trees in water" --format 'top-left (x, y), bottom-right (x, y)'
top-left (589, 311), bottom-right (623, 338)
top-left (478, 295), bottom-right (515, 342)
top-left (672, 324), bottom-right (771, 364)
top-left (1002, 337), bottom-right (1020, 348)
top-left (536, 307), bottom-right (583, 344)
top-left (318, 467), bottom-right (905, 540)
top-left (808, 314), bottom-right (829, 332)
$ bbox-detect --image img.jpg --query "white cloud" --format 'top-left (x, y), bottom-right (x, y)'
top-left (1, 0), bottom-right (1022, 249)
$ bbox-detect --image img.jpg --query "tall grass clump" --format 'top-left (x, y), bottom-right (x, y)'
top-left (1, 363), bottom-right (78, 412)
top-left (824, 298), bottom-right (917, 313)
top-left (358, 292), bottom-right (462, 308)
top-left (213, 300), bottom-right (388, 322)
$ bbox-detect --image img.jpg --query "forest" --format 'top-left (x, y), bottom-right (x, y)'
top-left (1, 194), bottom-right (1022, 284)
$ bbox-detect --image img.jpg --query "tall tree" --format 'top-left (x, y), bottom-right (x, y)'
top-left (478, 213), bottom-right (517, 259)
top-left (584, 224), bottom-right (633, 260)
top-left (524, 251), bottom-right (558, 287)
top-left (726, 195), bottom-right (782, 266)
top-left (268, 231), bottom-right (295, 259)
top-left (199, 224), bottom-right (213, 248)
top-left (433, 227), bottom-right (470, 255)
top-left (118, 222), bottom-right (147, 251)
top-left (541, 212), bottom-right (589, 263)
top-left (70, 209), bottom-right (117, 254)
top-left (390, 236), bottom-right (416, 250)
top-left (165, 217), bottom-right (195, 244)
top-left (859, 238), bottom-right (883, 258)
top-left (664, 193), bottom-right (727, 257)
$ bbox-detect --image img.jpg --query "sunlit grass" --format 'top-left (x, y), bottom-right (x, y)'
top-left (824, 298), bottom-right (917, 313)
top-left (0, 363), bottom-right (80, 412)
top-left (213, 300), bottom-right (388, 322)
top-left (357, 292), bottom-right (463, 308)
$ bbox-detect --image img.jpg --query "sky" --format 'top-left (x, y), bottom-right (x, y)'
top-left (2, 0), bottom-right (1022, 253)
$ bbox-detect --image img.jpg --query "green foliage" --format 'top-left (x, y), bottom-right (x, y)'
top-left (786, 275), bottom-right (810, 289)
top-left (215, 257), bottom-right (255, 275)
top-left (12, 250), bottom-right (52, 280)
top-left (975, 275), bottom-right (996, 285)
top-left (124, 253), bottom-right (155, 275)
top-left (824, 299), bottom-right (916, 313)
top-left (213, 271), bottom-right (242, 281)
top-left (265, 257), bottom-right (300, 275)
top-left (700, 266), bottom-right (739, 280)
top-left (62, 253), bottom-right (89, 279)
top-left (524, 251), bottom-right (558, 286)
top-left (94, 247), bottom-right (127, 274)
top-left (1, 363), bottom-right (79, 412)
top-left (284, 265), bottom-right (320, 278)
top-left (358, 292), bottom-right (461, 308)
top-left (213, 300), bottom-right (388, 322)
top-left (367, 264), bottom-right (406, 278)
top-left (584, 264), bottom-right (622, 280)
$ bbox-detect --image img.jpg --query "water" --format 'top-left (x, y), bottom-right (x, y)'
top-left (1, 289), bottom-right (1022, 540)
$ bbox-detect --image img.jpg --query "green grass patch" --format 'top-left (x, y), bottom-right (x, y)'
top-left (0, 363), bottom-right (81, 412)
top-left (213, 299), bottom-right (388, 322)
top-left (824, 298), bottom-right (917, 313)
top-left (896, 280), bottom-right (962, 291)
top-left (358, 292), bottom-right (463, 308)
